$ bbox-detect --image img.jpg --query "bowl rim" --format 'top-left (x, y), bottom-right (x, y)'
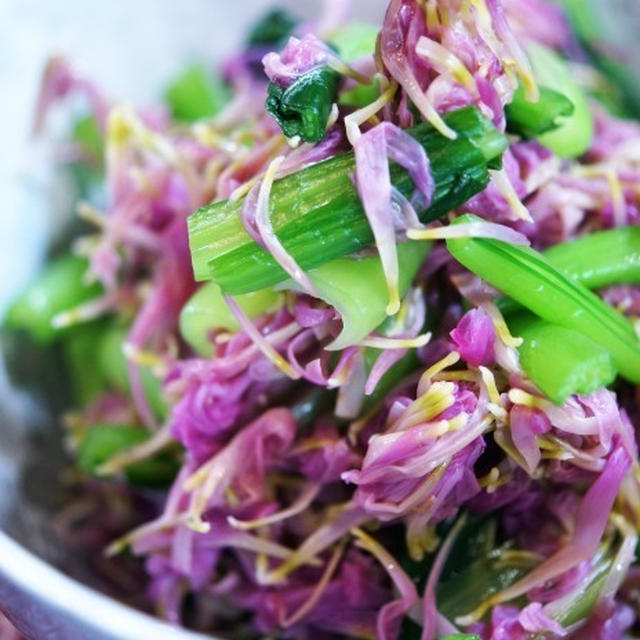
top-left (0, 530), bottom-right (212, 639)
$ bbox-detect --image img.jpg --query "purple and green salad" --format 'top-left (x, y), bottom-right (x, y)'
top-left (6, 0), bottom-right (640, 638)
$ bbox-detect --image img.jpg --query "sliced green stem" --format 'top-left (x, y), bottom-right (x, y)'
top-left (307, 241), bottom-right (430, 350)
top-left (505, 84), bottom-right (574, 140)
top-left (508, 313), bottom-right (617, 404)
top-left (179, 282), bottom-right (283, 357)
top-left (77, 423), bottom-right (178, 488)
top-left (525, 43), bottom-right (593, 157)
top-left (98, 325), bottom-right (168, 419)
top-left (542, 226), bottom-right (640, 289)
top-left (188, 106), bottom-right (507, 293)
top-left (499, 227), bottom-right (640, 315)
top-left (4, 254), bottom-right (102, 344)
top-left (447, 215), bottom-right (640, 383)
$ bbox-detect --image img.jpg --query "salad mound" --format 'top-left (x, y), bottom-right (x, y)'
top-left (6, 1), bottom-right (640, 639)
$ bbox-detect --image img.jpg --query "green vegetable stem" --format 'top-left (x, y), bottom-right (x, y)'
top-left (508, 314), bottom-right (617, 404)
top-left (4, 254), bottom-right (102, 344)
top-left (525, 43), bottom-right (593, 157)
top-left (179, 282), bottom-right (283, 357)
top-left (498, 226), bottom-right (640, 316)
top-left (77, 423), bottom-right (178, 488)
top-left (446, 215), bottom-right (640, 385)
top-left (505, 85), bottom-right (574, 140)
top-left (189, 106), bottom-right (507, 294)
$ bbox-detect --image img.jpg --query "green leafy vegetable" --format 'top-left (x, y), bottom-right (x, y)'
top-left (266, 67), bottom-right (342, 143)
top-left (338, 80), bottom-right (381, 108)
top-left (165, 64), bottom-right (230, 122)
top-left (97, 325), bottom-right (168, 419)
top-left (509, 314), bottom-right (617, 404)
top-left (63, 321), bottom-right (109, 405)
top-left (327, 22), bottom-right (378, 63)
top-left (189, 106), bottom-right (507, 293)
top-left (505, 84), bottom-right (574, 139)
top-left (446, 215), bottom-right (640, 384)
top-left (4, 254), bottom-right (102, 344)
top-left (77, 423), bottom-right (178, 488)
top-left (246, 9), bottom-right (298, 47)
top-left (305, 241), bottom-right (429, 350)
top-left (526, 43), bottom-right (593, 157)
top-left (179, 282), bottom-right (282, 357)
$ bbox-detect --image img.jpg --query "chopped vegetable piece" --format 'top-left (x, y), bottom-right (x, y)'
top-left (526, 43), bottom-right (593, 157)
top-left (327, 22), bottom-right (379, 63)
top-left (98, 325), bottom-right (168, 419)
top-left (509, 314), bottom-right (617, 404)
top-left (437, 544), bottom-right (532, 619)
top-left (339, 79), bottom-right (381, 108)
top-left (246, 9), bottom-right (298, 47)
top-left (361, 351), bottom-right (418, 412)
top-left (400, 623), bottom-right (480, 640)
top-left (554, 562), bottom-right (610, 627)
top-left (165, 64), bottom-right (230, 122)
top-left (447, 215), bottom-right (640, 383)
top-left (189, 106), bottom-right (507, 292)
top-left (305, 241), bottom-right (429, 350)
top-left (542, 226), bottom-right (640, 289)
top-left (266, 67), bottom-right (342, 143)
top-left (63, 321), bottom-right (109, 404)
top-left (77, 423), bottom-right (178, 488)
top-left (4, 254), bottom-right (102, 344)
top-left (505, 84), bottom-right (574, 139)
top-left (179, 282), bottom-right (283, 357)
top-left (498, 227), bottom-right (640, 316)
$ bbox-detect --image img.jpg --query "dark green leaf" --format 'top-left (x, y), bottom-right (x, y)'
top-left (247, 9), bottom-right (298, 47)
top-left (266, 67), bottom-right (342, 143)
top-left (437, 545), bottom-right (532, 619)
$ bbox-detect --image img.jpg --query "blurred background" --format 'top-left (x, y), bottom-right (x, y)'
top-left (0, 0), bottom-right (385, 316)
